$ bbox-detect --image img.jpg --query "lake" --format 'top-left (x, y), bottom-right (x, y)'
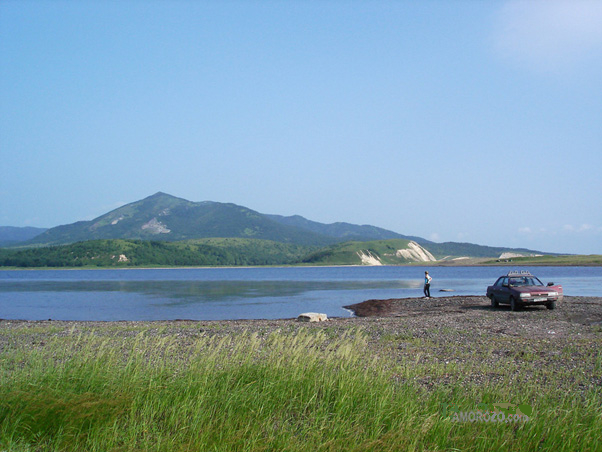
top-left (1, 266), bottom-right (601, 321)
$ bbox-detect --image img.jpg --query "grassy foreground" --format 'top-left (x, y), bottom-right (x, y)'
top-left (1, 323), bottom-right (601, 451)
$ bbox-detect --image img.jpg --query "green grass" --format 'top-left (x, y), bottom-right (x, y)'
top-left (1, 327), bottom-right (600, 451)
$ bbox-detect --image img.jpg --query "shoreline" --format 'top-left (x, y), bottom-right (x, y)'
top-left (2, 295), bottom-right (601, 326)
top-left (1, 261), bottom-right (601, 271)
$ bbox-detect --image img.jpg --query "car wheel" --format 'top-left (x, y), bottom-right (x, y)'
top-left (490, 295), bottom-right (499, 308)
top-left (546, 300), bottom-right (556, 310)
top-left (510, 296), bottom-right (521, 311)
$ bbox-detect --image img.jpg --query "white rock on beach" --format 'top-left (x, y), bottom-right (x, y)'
top-left (297, 312), bottom-right (328, 322)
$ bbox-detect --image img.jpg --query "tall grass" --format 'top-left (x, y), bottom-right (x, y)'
top-left (1, 328), bottom-right (600, 451)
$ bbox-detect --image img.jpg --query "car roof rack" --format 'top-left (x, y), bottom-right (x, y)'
top-left (507, 270), bottom-right (533, 276)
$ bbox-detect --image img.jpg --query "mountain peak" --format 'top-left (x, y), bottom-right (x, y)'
top-left (146, 191), bottom-right (177, 200)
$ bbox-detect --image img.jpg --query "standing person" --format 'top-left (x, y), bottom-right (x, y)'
top-left (424, 271), bottom-right (432, 298)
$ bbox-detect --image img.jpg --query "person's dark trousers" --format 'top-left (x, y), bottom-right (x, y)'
top-left (424, 284), bottom-right (430, 297)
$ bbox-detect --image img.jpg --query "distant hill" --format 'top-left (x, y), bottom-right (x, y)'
top-left (0, 226), bottom-right (47, 247)
top-left (23, 193), bottom-right (333, 247)
top-left (20, 192), bottom-right (425, 248)
top-left (422, 242), bottom-right (548, 260)
top-left (4, 192), bottom-right (551, 264)
top-left (264, 216), bottom-right (547, 260)
top-left (266, 214), bottom-right (427, 243)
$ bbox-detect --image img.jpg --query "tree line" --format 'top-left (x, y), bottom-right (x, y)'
top-left (0, 239), bottom-right (310, 268)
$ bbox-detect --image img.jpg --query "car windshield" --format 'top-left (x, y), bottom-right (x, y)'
top-left (509, 277), bottom-right (543, 287)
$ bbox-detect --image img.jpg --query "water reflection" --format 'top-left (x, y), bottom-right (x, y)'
top-left (0, 279), bottom-right (420, 301)
top-left (1, 266), bottom-right (600, 321)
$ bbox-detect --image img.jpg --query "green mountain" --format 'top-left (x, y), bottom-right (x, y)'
top-left (266, 214), bottom-right (426, 243)
top-left (25, 193), bottom-right (333, 247)
top-left (0, 226), bottom-right (47, 246)
top-left (8, 192), bottom-right (551, 265)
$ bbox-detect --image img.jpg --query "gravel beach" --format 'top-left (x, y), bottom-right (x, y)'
top-left (2, 295), bottom-right (601, 392)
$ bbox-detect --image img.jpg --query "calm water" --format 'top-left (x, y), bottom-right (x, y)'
top-left (1, 266), bottom-right (601, 321)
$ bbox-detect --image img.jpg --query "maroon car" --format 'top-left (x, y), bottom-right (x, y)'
top-left (486, 270), bottom-right (562, 311)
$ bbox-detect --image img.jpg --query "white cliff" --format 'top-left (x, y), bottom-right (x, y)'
top-left (356, 250), bottom-right (383, 265)
top-left (396, 241), bottom-right (437, 262)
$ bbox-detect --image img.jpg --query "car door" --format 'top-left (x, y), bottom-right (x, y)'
top-left (491, 277), bottom-right (504, 301)
top-left (498, 277), bottom-right (511, 303)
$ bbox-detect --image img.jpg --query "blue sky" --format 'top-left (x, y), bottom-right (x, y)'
top-left (1, 0), bottom-right (601, 254)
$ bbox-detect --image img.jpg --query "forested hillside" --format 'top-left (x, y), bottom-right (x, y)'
top-left (0, 239), bottom-right (314, 268)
